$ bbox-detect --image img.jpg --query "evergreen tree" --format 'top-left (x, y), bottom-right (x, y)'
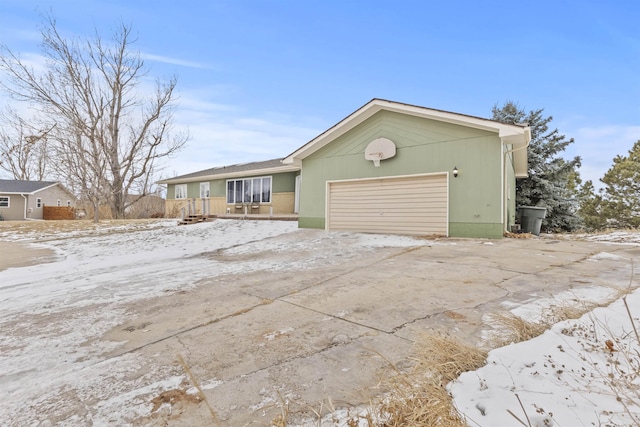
top-left (577, 180), bottom-right (607, 231)
top-left (599, 140), bottom-right (640, 229)
top-left (492, 101), bottom-right (582, 232)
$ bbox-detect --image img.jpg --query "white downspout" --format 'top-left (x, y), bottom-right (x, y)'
top-left (502, 142), bottom-right (530, 233)
top-left (21, 194), bottom-right (28, 220)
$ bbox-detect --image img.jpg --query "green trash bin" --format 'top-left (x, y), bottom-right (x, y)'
top-left (518, 206), bottom-right (547, 236)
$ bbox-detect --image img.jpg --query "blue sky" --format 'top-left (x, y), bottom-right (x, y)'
top-left (1, 1), bottom-right (638, 187)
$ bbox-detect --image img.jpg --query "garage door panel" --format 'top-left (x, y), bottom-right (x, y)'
top-left (327, 174), bottom-right (448, 236)
top-left (331, 199), bottom-right (448, 207)
top-left (331, 186), bottom-right (447, 196)
top-left (331, 181), bottom-right (445, 192)
top-left (329, 221), bottom-right (444, 234)
top-left (330, 206), bottom-right (447, 214)
top-left (331, 190), bottom-right (448, 199)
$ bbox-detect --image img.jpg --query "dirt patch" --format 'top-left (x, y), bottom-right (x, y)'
top-left (0, 241), bottom-right (55, 271)
top-left (0, 218), bottom-right (168, 241)
top-left (444, 311), bottom-right (466, 320)
top-left (150, 388), bottom-right (202, 413)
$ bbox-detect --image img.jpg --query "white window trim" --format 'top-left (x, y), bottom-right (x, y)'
top-left (175, 184), bottom-right (187, 200)
top-left (36, 198), bottom-right (42, 208)
top-left (226, 176), bottom-right (272, 204)
top-left (56, 199), bottom-right (61, 207)
top-left (0, 196), bottom-right (9, 208)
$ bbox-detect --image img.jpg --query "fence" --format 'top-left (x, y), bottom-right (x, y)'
top-left (43, 206), bottom-right (76, 220)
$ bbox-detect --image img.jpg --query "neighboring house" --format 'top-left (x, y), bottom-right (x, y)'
top-left (0, 180), bottom-right (77, 221)
top-left (160, 99), bottom-right (530, 238)
top-left (158, 158), bottom-right (300, 218)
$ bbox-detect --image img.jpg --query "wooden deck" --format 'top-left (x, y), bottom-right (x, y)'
top-left (177, 214), bottom-right (209, 226)
top-left (178, 213), bottom-right (298, 225)
top-left (212, 213), bottom-right (298, 221)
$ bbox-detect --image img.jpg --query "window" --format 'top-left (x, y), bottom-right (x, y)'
top-left (67, 200), bottom-right (72, 207)
top-left (226, 176), bottom-right (272, 204)
top-left (36, 198), bottom-right (42, 208)
top-left (0, 196), bottom-right (9, 208)
top-left (262, 177), bottom-right (271, 203)
top-left (243, 179), bottom-right (251, 203)
top-left (199, 182), bottom-right (210, 198)
top-left (252, 178), bottom-right (260, 203)
top-left (226, 181), bottom-right (234, 204)
top-left (56, 199), bottom-right (61, 207)
top-left (234, 179), bottom-right (242, 204)
top-left (175, 184), bottom-right (187, 199)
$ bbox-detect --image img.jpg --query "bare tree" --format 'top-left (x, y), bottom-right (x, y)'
top-left (0, 107), bottom-right (52, 180)
top-left (0, 16), bottom-right (188, 221)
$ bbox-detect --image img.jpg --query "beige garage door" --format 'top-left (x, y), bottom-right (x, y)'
top-left (327, 174), bottom-right (448, 236)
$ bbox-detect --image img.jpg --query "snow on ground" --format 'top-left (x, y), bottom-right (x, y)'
top-left (449, 231), bottom-right (640, 427)
top-left (450, 287), bottom-right (640, 427)
top-left (0, 220), bottom-right (304, 425)
top-left (586, 231), bottom-right (640, 245)
top-left (306, 231), bottom-right (640, 427)
top-left (0, 220), bottom-right (301, 317)
top-left (2, 222), bottom-right (639, 426)
top-left (0, 219), bottom-right (433, 425)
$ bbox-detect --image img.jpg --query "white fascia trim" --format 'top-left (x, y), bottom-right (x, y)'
top-left (283, 99), bottom-right (530, 163)
top-left (283, 103), bottom-right (383, 164)
top-left (1, 191), bottom-right (35, 195)
top-left (159, 165), bottom-right (300, 185)
top-left (34, 182), bottom-right (62, 194)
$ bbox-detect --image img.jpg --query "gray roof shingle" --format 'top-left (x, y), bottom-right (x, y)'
top-left (162, 158), bottom-right (287, 181)
top-left (0, 180), bottom-right (59, 194)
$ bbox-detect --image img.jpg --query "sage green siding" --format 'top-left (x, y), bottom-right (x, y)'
top-left (212, 180), bottom-right (226, 197)
top-left (166, 182), bottom-right (200, 199)
top-left (298, 110), bottom-right (508, 238)
top-left (272, 172), bottom-right (298, 192)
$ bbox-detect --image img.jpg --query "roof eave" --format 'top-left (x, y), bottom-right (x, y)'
top-left (283, 98), bottom-right (530, 164)
top-left (157, 164), bottom-right (300, 185)
top-left (0, 181), bottom-right (64, 195)
top-left (34, 182), bottom-right (62, 194)
top-left (502, 126), bottom-right (531, 178)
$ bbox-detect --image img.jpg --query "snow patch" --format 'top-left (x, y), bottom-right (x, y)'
top-left (452, 288), bottom-right (640, 427)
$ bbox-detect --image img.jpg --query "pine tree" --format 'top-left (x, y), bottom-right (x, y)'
top-left (492, 101), bottom-right (582, 232)
top-left (599, 140), bottom-right (640, 229)
top-left (577, 180), bottom-right (607, 231)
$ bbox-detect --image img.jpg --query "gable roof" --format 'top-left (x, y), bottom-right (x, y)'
top-left (157, 158), bottom-right (300, 185)
top-left (0, 179), bottom-right (61, 194)
top-left (282, 98), bottom-right (531, 177)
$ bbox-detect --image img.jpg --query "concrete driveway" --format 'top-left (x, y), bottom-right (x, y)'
top-left (100, 232), bottom-right (639, 425)
top-left (2, 221), bottom-right (638, 426)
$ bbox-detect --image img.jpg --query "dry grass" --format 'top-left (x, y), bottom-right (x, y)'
top-left (0, 218), bottom-right (163, 235)
top-left (486, 312), bottom-right (549, 347)
top-left (486, 294), bottom-right (627, 349)
top-left (504, 231), bottom-right (534, 239)
top-left (269, 392), bottom-right (290, 427)
top-left (372, 333), bottom-right (487, 427)
top-left (266, 334), bottom-right (487, 426)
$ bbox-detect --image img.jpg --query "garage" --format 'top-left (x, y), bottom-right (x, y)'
top-left (285, 99), bottom-right (531, 238)
top-left (326, 173), bottom-right (448, 236)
